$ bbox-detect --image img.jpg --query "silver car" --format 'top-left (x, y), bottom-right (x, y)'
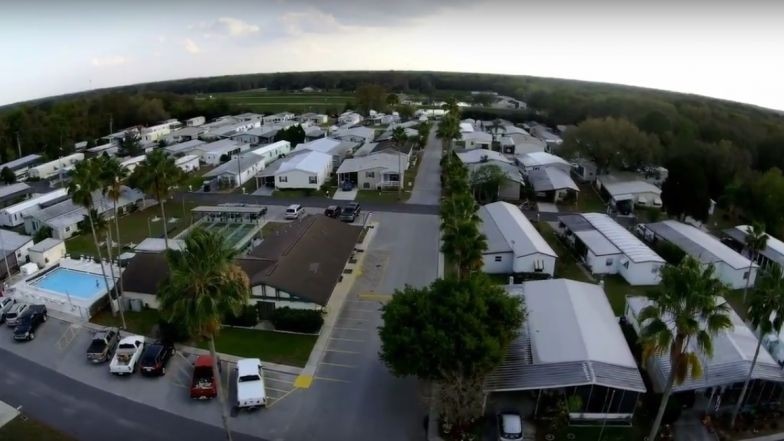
top-left (5, 303), bottom-right (28, 327)
top-left (0, 297), bottom-right (15, 324)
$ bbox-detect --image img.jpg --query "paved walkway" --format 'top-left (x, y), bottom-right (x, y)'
top-left (407, 125), bottom-right (442, 205)
top-left (0, 400), bottom-right (19, 429)
top-left (332, 188), bottom-right (357, 201)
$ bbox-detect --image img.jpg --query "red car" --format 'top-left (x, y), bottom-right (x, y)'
top-left (191, 355), bottom-right (219, 400)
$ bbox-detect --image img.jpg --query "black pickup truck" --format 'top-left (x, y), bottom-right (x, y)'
top-left (86, 328), bottom-right (121, 363)
top-left (340, 202), bottom-right (361, 222)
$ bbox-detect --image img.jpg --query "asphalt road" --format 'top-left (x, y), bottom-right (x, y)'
top-left (407, 124), bottom-right (442, 205)
top-left (0, 346), bottom-right (262, 441)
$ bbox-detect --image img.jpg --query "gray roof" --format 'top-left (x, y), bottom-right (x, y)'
top-left (724, 225), bottom-right (784, 269)
top-left (560, 213), bottom-right (664, 263)
top-left (0, 154), bottom-right (42, 171)
top-left (486, 280), bottom-right (645, 393)
top-left (527, 167), bottom-right (578, 192)
top-left (28, 238), bottom-right (63, 253)
top-left (0, 229), bottom-right (32, 253)
top-left (203, 154), bottom-right (265, 177)
top-left (627, 296), bottom-right (784, 393)
top-left (0, 183), bottom-right (32, 200)
top-left (165, 139), bottom-right (205, 155)
top-left (479, 202), bottom-right (556, 258)
top-left (646, 220), bottom-right (754, 270)
top-left (466, 161), bottom-right (525, 184)
top-left (336, 152), bottom-right (403, 175)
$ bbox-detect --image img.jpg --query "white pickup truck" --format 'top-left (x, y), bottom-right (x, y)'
top-left (235, 358), bottom-right (267, 409)
top-left (109, 335), bottom-right (145, 375)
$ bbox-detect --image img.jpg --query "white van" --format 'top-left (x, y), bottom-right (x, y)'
top-left (285, 204), bottom-right (303, 219)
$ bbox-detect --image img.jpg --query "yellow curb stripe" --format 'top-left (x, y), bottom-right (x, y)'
top-left (294, 374), bottom-right (313, 389)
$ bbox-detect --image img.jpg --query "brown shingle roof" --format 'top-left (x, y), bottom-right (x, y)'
top-left (120, 215), bottom-right (362, 306)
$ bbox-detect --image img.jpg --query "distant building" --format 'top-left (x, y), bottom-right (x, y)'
top-left (27, 153), bottom-right (84, 180)
top-left (336, 151), bottom-right (406, 190)
top-left (185, 116), bottom-right (206, 127)
top-left (0, 188), bottom-right (68, 227)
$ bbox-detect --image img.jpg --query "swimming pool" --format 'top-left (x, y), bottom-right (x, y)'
top-left (31, 267), bottom-right (109, 300)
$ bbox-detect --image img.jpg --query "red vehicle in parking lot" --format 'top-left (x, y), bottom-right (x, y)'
top-left (190, 355), bottom-right (218, 400)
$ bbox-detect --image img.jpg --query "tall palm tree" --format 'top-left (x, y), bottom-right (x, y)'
top-left (129, 150), bottom-right (182, 250)
top-left (441, 221), bottom-right (486, 280)
top-left (69, 160), bottom-right (120, 321)
top-left (731, 265), bottom-right (784, 428)
top-left (638, 256), bottom-right (733, 441)
top-left (98, 156), bottom-right (129, 292)
top-left (392, 126), bottom-right (407, 147)
top-left (742, 223), bottom-right (767, 302)
top-left (436, 116), bottom-right (461, 156)
top-left (158, 228), bottom-right (250, 441)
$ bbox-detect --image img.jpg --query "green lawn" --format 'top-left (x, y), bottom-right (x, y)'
top-left (602, 275), bottom-right (658, 316)
top-left (198, 327), bottom-right (317, 367)
top-left (560, 182), bottom-right (607, 213)
top-left (182, 165), bottom-right (217, 191)
top-left (0, 416), bottom-right (75, 441)
top-left (538, 222), bottom-right (593, 283)
top-left (90, 309), bottom-right (162, 337)
top-left (64, 201), bottom-right (198, 258)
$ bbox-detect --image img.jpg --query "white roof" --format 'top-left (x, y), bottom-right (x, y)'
top-left (198, 139), bottom-right (240, 154)
top-left (1, 188), bottom-right (68, 215)
top-left (574, 230), bottom-right (620, 256)
top-left (527, 167), bottom-right (578, 192)
top-left (733, 225), bottom-right (784, 267)
top-left (336, 152), bottom-right (403, 174)
top-left (459, 122), bottom-right (474, 133)
top-left (175, 154), bottom-right (200, 165)
top-left (0, 229), bottom-right (32, 252)
top-left (248, 140), bottom-right (290, 158)
top-left (456, 149), bottom-right (511, 165)
top-left (294, 138), bottom-right (342, 155)
top-left (166, 139), bottom-right (205, 154)
top-left (479, 202), bottom-right (556, 258)
top-left (277, 150), bottom-right (332, 174)
top-left (120, 155), bottom-right (146, 167)
top-left (581, 213), bottom-right (664, 263)
top-left (647, 220), bottom-right (754, 269)
top-left (603, 180), bottom-right (661, 198)
top-left (521, 279), bottom-right (637, 367)
top-left (134, 238), bottom-right (184, 252)
top-left (29, 238), bottom-right (63, 253)
top-left (0, 183), bottom-right (31, 199)
top-left (461, 132), bottom-right (492, 143)
top-left (518, 152), bottom-right (570, 168)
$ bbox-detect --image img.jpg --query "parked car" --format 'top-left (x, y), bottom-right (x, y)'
top-left (285, 204), bottom-right (304, 219)
top-left (324, 205), bottom-right (342, 218)
top-left (13, 305), bottom-right (47, 341)
top-left (86, 328), bottom-right (121, 363)
top-left (139, 340), bottom-right (175, 376)
top-left (5, 303), bottom-right (29, 327)
top-left (109, 335), bottom-right (145, 375)
top-left (339, 202), bottom-right (361, 222)
top-left (191, 355), bottom-right (219, 400)
top-left (0, 297), bottom-right (15, 323)
top-left (497, 412), bottom-right (524, 441)
top-left (235, 358), bottom-right (267, 409)
top-left (340, 180), bottom-right (354, 191)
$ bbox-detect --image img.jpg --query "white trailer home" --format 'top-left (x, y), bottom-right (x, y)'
top-left (27, 154), bottom-right (84, 180)
top-left (558, 213), bottom-right (665, 286)
top-left (274, 150), bottom-right (332, 190)
top-left (0, 188), bottom-right (68, 227)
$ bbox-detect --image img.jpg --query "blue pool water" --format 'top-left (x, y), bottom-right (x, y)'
top-left (32, 268), bottom-right (109, 299)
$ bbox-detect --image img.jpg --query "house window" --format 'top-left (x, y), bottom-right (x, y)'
top-left (494, 256), bottom-right (502, 262)
top-left (366, 171), bottom-right (375, 178)
top-left (65, 226), bottom-right (71, 233)
top-left (743, 271), bottom-right (749, 280)
top-left (308, 176), bottom-right (317, 184)
top-left (278, 176), bottom-right (288, 183)
top-left (605, 258), bottom-right (613, 266)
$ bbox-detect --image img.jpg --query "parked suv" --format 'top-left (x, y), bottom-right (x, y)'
top-left (340, 180), bottom-right (354, 191)
top-left (0, 297), bottom-right (15, 324)
top-left (13, 305), bottom-right (47, 341)
top-left (324, 205), bottom-right (342, 218)
top-left (5, 303), bottom-right (29, 327)
top-left (339, 202), bottom-right (361, 222)
top-left (139, 340), bottom-right (175, 376)
top-left (285, 204), bottom-right (304, 219)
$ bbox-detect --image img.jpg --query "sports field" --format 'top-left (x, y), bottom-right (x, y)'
top-left (204, 89), bottom-right (354, 114)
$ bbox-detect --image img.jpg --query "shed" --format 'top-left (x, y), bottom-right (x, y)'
top-left (28, 238), bottom-right (66, 267)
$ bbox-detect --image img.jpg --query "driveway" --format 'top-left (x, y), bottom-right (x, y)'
top-left (406, 125), bottom-right (442, 206)
top-left (332, 188), bottom-right (357, 201)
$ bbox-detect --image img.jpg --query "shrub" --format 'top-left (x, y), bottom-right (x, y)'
top-left (224, 305), bottom-right (259, 327)
top-left (271, 307), bottom-right (323, 333)
top-left (158, 319), bottom-right (190, 343)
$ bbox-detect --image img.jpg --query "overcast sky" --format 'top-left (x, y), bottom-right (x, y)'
top-left (2, 0), bottom-right (783, 110)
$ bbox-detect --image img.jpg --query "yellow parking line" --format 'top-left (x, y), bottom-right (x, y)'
top-left (267, 388), bottom-right (298, 408)
top-left (314, 376), bottom-right (350, 384)
top-left (329, 336), bottom-right (364, 343)
top-left (324, 348), bottom-right (360, 354)
top-left (320, 362), bottom-right (357, 369)
top-left (265, 377), bottom-right (294, 385)
top-left (265, 386), bottom-right (291, 394)
top-left (294, 374), bottom-right (313, 389)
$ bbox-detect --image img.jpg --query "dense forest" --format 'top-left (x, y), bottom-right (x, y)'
top-left (1, 70), bottom-right (783, 233)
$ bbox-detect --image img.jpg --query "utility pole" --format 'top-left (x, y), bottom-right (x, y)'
top-left (15, 132), bottom-right (21, 158)
top-left (109, 114), bottom-right (113, 135)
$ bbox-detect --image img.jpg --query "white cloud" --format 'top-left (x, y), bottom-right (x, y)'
top-left (91, 55), bottom-right (127, 67)
top-left (184, 38), bottom-right (201, 54)
top-left (215, 17), bottom-right (260, 37)
top-left (279, 9), bottom-right (347, 36)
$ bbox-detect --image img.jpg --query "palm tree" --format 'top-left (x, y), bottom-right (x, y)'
top-left (742, 223), bottom-right (767, 302)
top-left (158, 228), bottom-right (250, 441)
top-left (129, 150), bottom-right (182, 250)
top-left (98, 156), bottom-right (129, 292)
top-left (731, 265), bottom-right (784, 428)
top-left (69, 160), bottom-right (121, 322)
top-left (441, 221), bottom-right (486, 280)
top-left (436, 116), bottom-right (461, 156)
top-left (638, 256), bottom-right (733, 441)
